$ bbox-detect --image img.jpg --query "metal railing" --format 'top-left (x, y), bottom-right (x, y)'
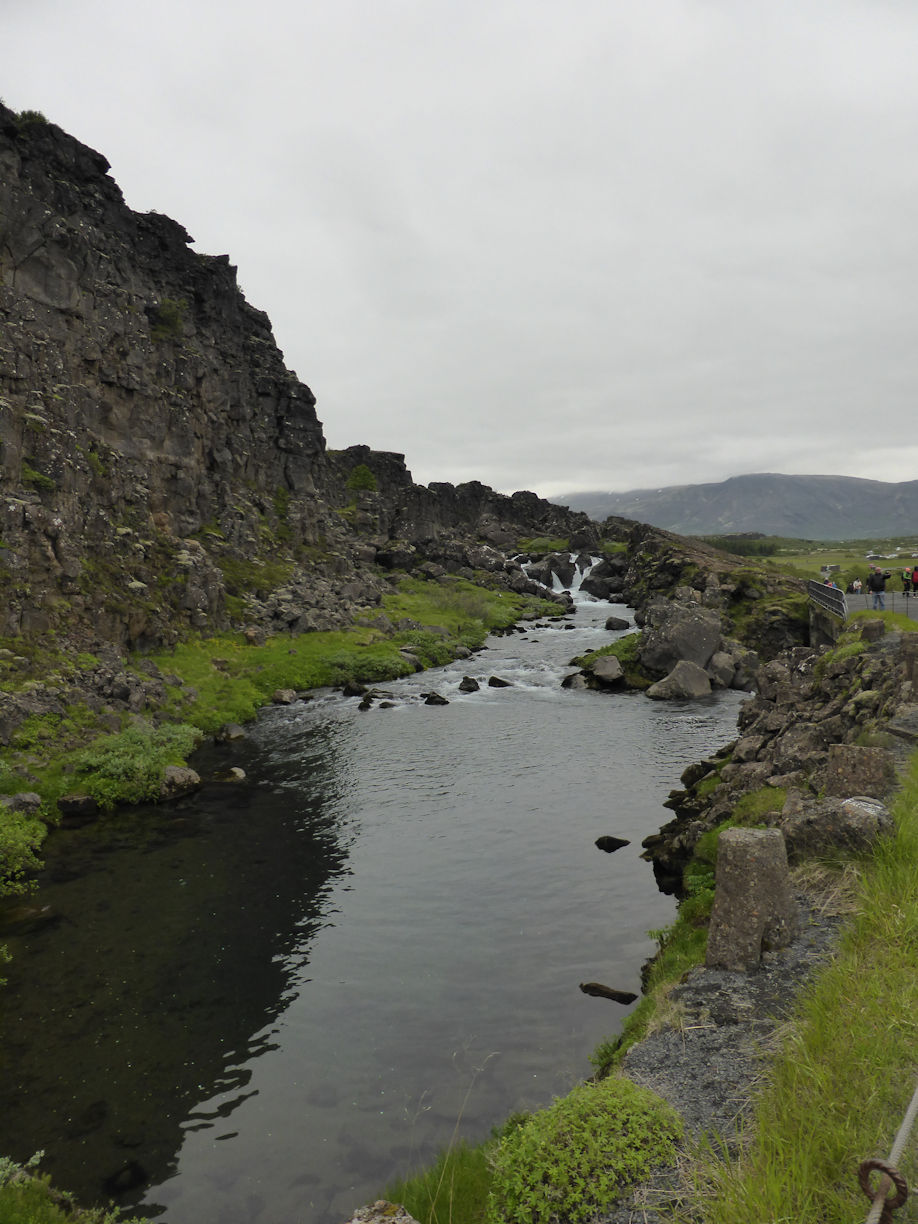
top-left (806, 579), bottom-right (848, 620)
top-left (806, 581), bottom-right (918, 622)
top-left (847, 588), bottom-right (918, 620)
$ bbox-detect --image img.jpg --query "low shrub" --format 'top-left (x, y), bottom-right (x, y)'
top-left (487, 1077), bottom-right (682, 1224)
top-left (0, 1151), bottom-right (146, 1223)
top-left (72, 723), bottom-right (201, 809)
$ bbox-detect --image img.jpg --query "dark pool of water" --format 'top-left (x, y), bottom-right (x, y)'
top-left (0, 597), bottom-right (746, 1223)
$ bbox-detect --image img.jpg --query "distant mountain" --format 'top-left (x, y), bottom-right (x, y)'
top-left (557, 474), bottom-right (918, 541)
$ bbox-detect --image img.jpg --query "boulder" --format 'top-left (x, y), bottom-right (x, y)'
top-left (590, 655), bottom-right (625, 686)
top-left (561, 672), bottom-right (589, 690)
top-left (780, 792), bottom-right (894, 860)
top-left (57, 793), bottom-right (99, 825)
top-left (271, 688), bottom-right (298, 705)
top-left (214, 723), bottom-right (246, 742)
top-left (160, 765), bottom-right (201, 799)
top-left (823, 744), bottom-right (896, 799)
top-left (488, 676), bottom-right (512, 688)
top-left (424, 692), bottom-right (449, 706)
top-left (706, 650), bottom-right (736, 688)
top-left (639, 600), bottom-right (723, 675)
top-left (646, 660), bottom-right (712, 700)
top-left (1, 791), bottom-right (42, 814)
top-left (604, 615), bottom-right (630, 631)
top-left (458, 676), bottom-right (480, 693)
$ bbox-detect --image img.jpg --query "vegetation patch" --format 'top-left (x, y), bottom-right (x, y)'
top-left (21, 460), bottom-right (55, 493)
top-left (70, 723), bottom-right (201, 809)
top-left (346, 463), bottom-right (378, 494)
top-left (686, 753), bottom-right (918, 1222)
top-left (382, 577), bottom-right (561, 650)
top-left (0, 1152), bottom-right (146, 1224)
top-left (572, 631), bottom-right (652, 689)
top-left (517, 537), bottom-right (569, 555)
top-left (148, 296), bottom-right (187, 342)
top-left (385, 1136), bottom-right (501, 1224)
top-left (487, 1077), bottom-right (682, 1224)
top-left (215, 555), bottom-right (295, 601)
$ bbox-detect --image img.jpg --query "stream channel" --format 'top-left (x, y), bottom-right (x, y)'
top-left (0, 575), bottom-right (747, 1224)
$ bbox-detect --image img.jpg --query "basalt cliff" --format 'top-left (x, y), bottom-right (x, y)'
top-left (0, 105), bottom-right (810, 750)
top-left (0, 104), bottom-right (597, 653)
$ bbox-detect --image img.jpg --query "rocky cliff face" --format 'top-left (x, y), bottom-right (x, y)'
top-left (0, 105), bottom-right (596, 656)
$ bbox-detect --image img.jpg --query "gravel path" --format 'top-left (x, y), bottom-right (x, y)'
top-left (597, 890), bottom-right (849, 1223)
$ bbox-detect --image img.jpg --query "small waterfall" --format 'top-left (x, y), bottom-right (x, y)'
top-left (520, 552), bottom-right (603, 603)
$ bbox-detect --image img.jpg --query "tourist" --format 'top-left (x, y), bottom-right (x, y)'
top-left (867, 566), bottom-right (889, 611)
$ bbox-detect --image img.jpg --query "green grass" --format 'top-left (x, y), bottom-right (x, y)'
top-left (684, 754), bottom-right (918, 1222)
top-left (517, 536), bottom-right (569, 554)
top-left (385, 1139), bottom-right (496, 1224)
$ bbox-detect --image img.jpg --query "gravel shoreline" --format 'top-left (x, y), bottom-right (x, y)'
top-left (597, 889), bottom-right (849, 1223)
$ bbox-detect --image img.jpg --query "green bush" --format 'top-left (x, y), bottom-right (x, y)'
top-left (0, 805), bottom-right (46, 898)
top-left (346, 463), bottom-right (378, 493)
top-left (72, 723), bottom-right (201, 809)
top-left (0, 1152), bottom-right (146, 1223)
top-left (487, 1077), bottom-right (682, 1224)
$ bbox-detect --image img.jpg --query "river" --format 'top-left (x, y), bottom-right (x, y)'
top-left (0, 582), bottom-right (747, 1223)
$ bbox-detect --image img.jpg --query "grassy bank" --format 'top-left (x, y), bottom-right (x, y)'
top-left (685, 751), bottom-right (918, 1222)
top-left (0, 575), bottom-right (560, 906)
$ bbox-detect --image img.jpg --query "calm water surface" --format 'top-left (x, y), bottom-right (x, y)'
top-left (0, 593), bottom-right (746, 1223)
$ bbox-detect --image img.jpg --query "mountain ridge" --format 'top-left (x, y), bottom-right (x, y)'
top-left (558, 473), bottom-right (918, 540)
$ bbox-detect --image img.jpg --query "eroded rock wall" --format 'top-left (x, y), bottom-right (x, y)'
top-left (0, 106), bottom-right (595, 654)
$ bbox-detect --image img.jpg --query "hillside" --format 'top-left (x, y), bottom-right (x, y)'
top-left (560, 473), bottom-right (918, 540)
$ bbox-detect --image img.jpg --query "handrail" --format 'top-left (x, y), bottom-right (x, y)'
top-left (806, 579), bottom-right (848, 621)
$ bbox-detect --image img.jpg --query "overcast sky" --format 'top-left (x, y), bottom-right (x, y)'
top-left (4, 1), bottom-right (918, 500)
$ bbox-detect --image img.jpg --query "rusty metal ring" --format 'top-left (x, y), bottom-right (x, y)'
top-left (859, 1158), bottom-right (909, 1215)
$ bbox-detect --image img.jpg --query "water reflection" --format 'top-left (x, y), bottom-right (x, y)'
top-left (0, 729), bottom-right (350, 1212)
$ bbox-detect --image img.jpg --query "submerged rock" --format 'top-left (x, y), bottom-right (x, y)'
top-left (595, 835), bottom-right (630, 853)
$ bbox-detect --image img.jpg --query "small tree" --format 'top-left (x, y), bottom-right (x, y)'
top-left (346, 463), bottom-right (378, 494)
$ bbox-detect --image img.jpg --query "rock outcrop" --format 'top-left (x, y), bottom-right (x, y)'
top-left (642, 621), bottom-right (911, 888)
top-left (0, 105), bottom-right (599, 660)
